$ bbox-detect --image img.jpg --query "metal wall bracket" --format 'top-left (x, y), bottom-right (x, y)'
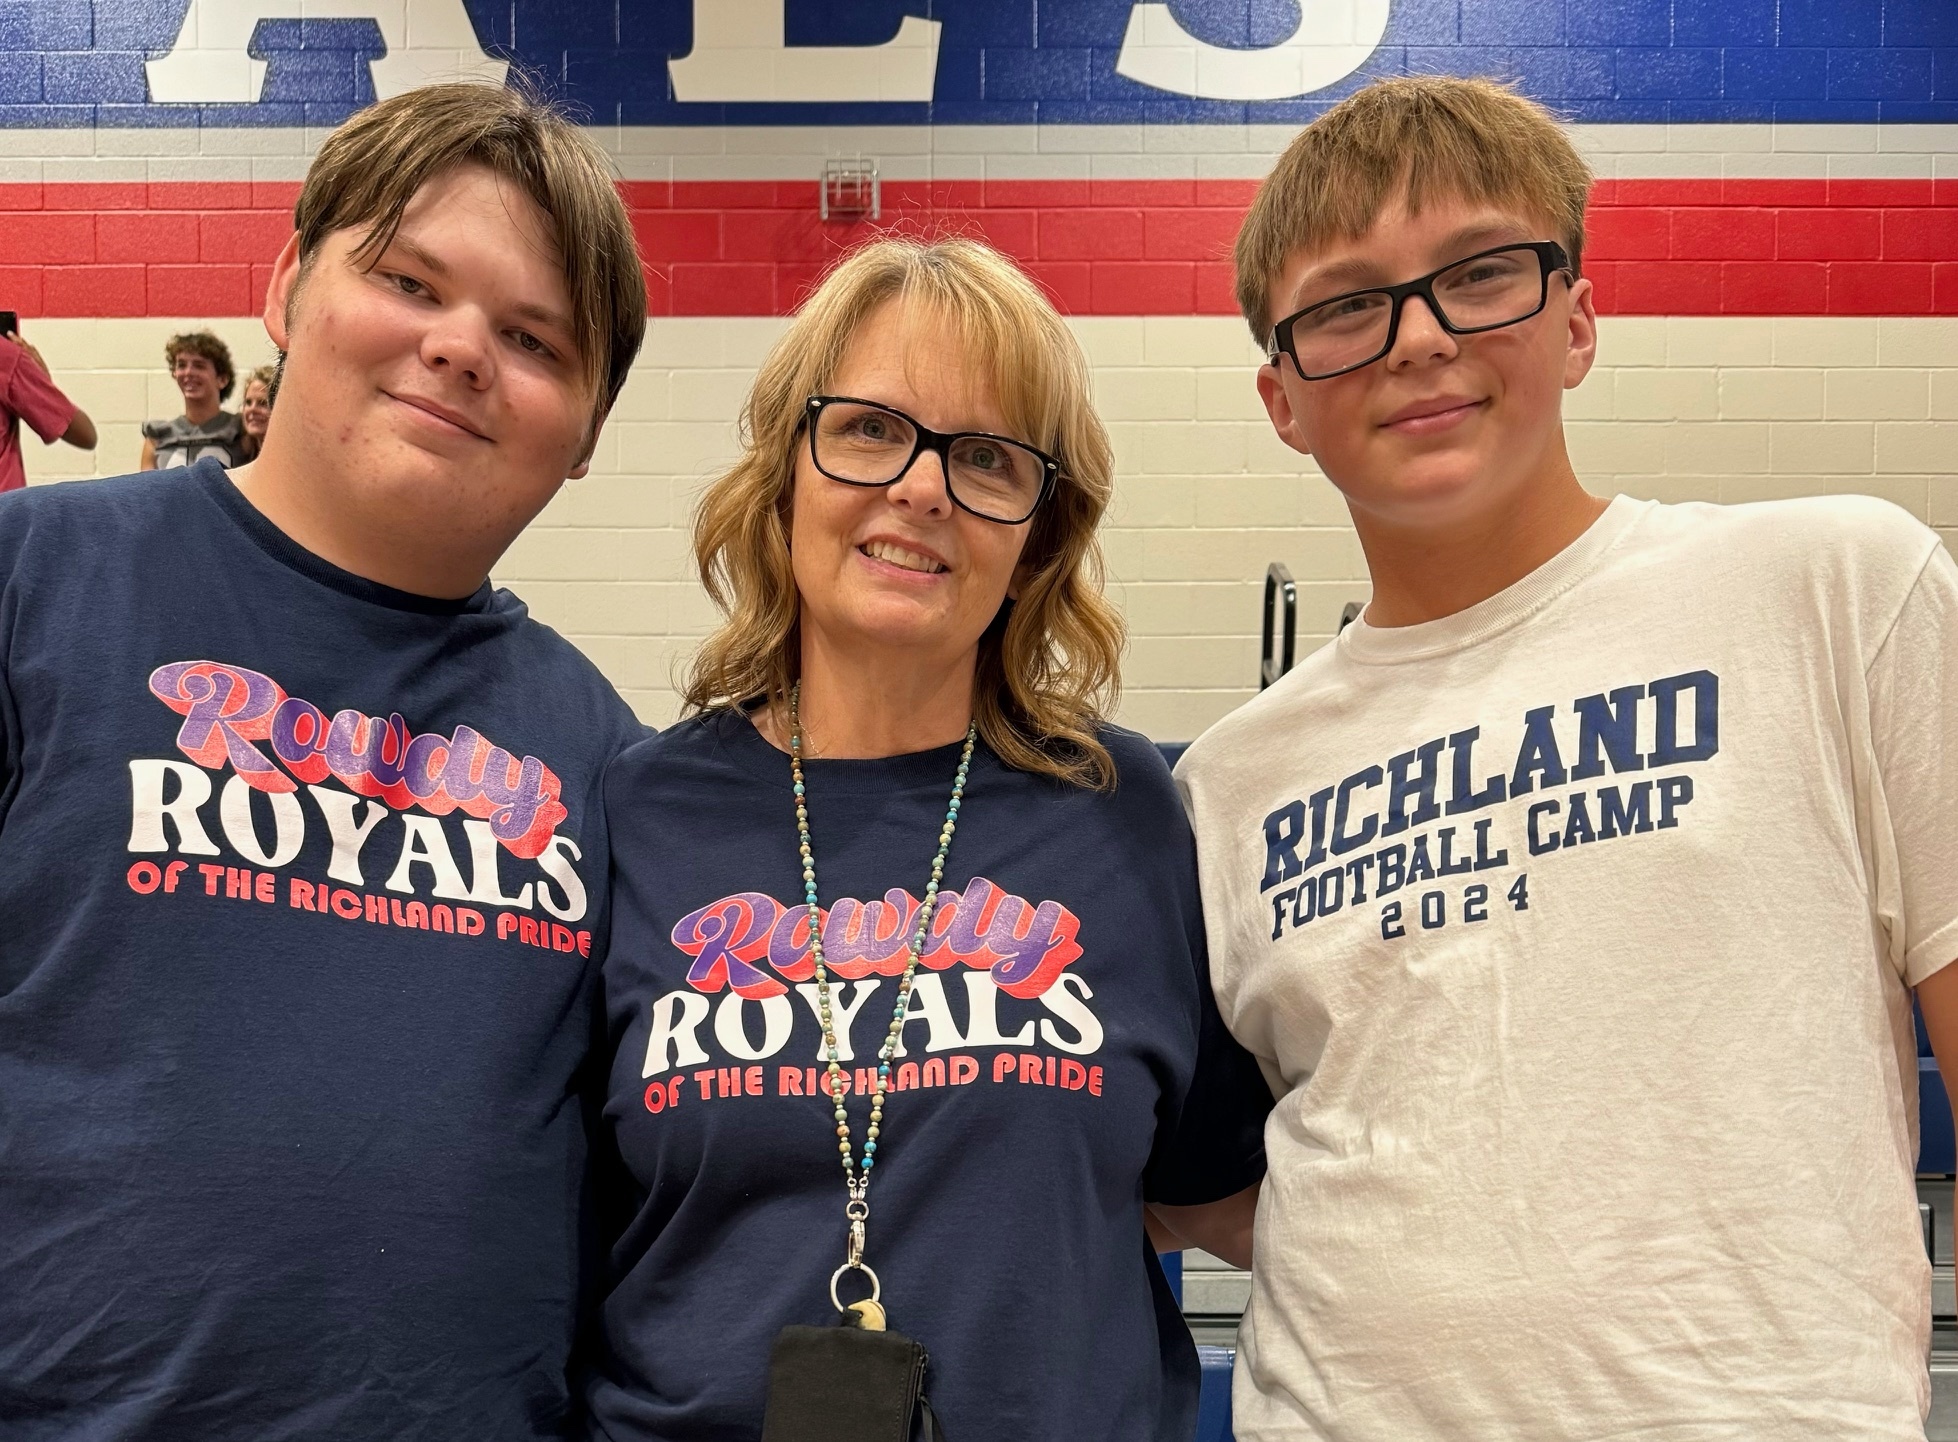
top-left (821, 159), bottom-right (880, 221)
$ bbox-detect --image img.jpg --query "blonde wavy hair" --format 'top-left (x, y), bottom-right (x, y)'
top-left (684, 237), bottom-right (1125, 790)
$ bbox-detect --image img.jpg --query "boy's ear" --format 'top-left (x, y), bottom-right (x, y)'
top-left (1561, 274), bottom-right (1599, 391)
top-left (263, 232), bottom-right (305, 352)
top-left (566, 406), bottom-right (609, 481)
top-left (1256, 359), bottom-right (1316, 460)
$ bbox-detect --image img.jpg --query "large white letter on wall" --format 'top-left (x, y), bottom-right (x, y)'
top-left (1116, 0), bottom-right (1390, 100)
top-left (668, 0), bottom-right (941, 103)
top-left (146, 0), bottom-right (508, 104)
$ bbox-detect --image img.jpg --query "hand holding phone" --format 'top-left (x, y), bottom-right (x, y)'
top-left (2, 321), bottom-right (49, 376)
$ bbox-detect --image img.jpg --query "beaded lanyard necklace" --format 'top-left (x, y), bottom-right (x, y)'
top-left (789, 681), bottom-right (976, 1330)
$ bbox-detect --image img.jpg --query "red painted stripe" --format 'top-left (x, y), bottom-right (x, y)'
top-left (0, 178), bottom-right (1950, 318)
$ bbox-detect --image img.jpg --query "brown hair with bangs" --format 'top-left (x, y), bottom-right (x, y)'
top-left (685, 237), bottom-right (1126, 790)
top-left (291, 80), bottom-right (646, 413)
top-left (164, 331), bottom-right (236, 400)
top-left (1235, 75), bottom-right (1593, 346)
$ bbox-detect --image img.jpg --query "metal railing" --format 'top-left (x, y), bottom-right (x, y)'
top-left (1260, 563), bottom-right (1296, 690)
top-left (1262, 564), bottom-right (1367, 689)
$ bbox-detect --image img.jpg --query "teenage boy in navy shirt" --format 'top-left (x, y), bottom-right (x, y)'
top-left (1178, 76), bottom-right (1958, 1440)
top-left (0, 84), bottom-right (647, 1439)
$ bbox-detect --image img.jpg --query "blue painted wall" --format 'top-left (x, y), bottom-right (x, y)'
top-left (0, 0), bottom-right (1951, 128)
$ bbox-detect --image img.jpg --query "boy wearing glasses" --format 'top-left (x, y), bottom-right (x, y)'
top-left (1177, 75), bottom-right (1958, 1439)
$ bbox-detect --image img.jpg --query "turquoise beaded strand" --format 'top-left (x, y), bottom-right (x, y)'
top-left (789, 682), bottom-right (975, 1184)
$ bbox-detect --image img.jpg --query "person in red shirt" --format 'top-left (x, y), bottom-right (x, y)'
top-left (0, 329), bottom-right (96, 493)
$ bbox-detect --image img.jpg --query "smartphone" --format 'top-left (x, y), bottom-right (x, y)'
top-left (0, 311), bottom-right (16, 337)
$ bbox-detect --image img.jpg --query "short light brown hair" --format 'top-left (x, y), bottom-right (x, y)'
top-left (293, 81), bottom-right (646, 412)
top-left (684, 237), bottom-right (1126, 790)
top-left (164, 331), bottom-right (235, 400)
top-left (243, 363), bottom-right (278, 401)
top-left (1235, 75), bottom-right (1593, 346)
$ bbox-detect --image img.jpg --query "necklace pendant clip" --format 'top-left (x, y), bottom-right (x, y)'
top-left (848, 1217), bottom-right (865, 1269)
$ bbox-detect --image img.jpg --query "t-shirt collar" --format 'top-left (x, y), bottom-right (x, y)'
top-left (1338, 493), bottom-right (1652, 665)
top-left (712, 705), bottom-right (985, 795)
top-left (190, 455), bottom-right (499, 617)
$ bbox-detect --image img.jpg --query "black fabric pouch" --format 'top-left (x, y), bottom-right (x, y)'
top-left (760, 1321), bottom-right (940, 1442)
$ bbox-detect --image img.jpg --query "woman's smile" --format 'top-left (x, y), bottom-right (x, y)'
top-left (857, 537), bottom-right (950, 578)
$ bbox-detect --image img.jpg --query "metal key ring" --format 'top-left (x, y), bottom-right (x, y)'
top-left (829, 1260), bottom-right (881, 1313)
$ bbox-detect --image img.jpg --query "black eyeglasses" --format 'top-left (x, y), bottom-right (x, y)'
top-left (1269, 241), bottom-right (1574, 381)
top-left (804, 395), bottom-right (1059, 525)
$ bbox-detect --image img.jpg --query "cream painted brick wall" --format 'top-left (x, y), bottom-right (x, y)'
top-left (14, 318), bottom-right (281, 486)
top-left (17, 315), bottom-right (1958, 739)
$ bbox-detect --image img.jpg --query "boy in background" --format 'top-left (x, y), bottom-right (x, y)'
top-left (1178, 76), bottom-right (1957, 1440)
top-left (140, 330), bottom-right (246, 469)
top-left (0, 82), bottom-right (647, 1439)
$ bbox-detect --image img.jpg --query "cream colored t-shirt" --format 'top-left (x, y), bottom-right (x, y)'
top-left (1176, 495), bottom-right (1958, 1441)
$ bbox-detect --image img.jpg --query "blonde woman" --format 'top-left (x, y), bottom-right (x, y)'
top-left (590, 238), bottom-right (1270, 1441)
top-left (238, 363), bottom-right (276, 460)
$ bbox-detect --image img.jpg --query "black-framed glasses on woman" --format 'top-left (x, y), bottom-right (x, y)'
top-left (1268, 241), bottom-right (1574, 382)
top-left (804, 395), bottom-right (1059, 525)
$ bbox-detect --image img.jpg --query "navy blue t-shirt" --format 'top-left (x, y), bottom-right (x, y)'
top-left (0, 460), bottom-right (646, 1440)
top-left (588, 710), bottom-right (1271, 1442)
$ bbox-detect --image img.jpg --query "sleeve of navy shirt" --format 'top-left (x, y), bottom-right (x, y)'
top-left (1135, 742), bottom-right (1273, 1207)
top-left (0, 582), bottom-right (17, 827)
top-left (0, 463), bottom-right (650, 1442)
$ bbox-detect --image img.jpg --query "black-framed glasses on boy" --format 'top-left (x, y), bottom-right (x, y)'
top-left (803, 395), bottom-right (1059, 526)
top-left (1268, 241), bottom-right (1575, 382)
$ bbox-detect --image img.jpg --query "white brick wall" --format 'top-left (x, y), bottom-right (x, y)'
top-left (18, 315), bottom-right (1958, 739)
top-left (1, 122), bottom-right (1954, 184)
